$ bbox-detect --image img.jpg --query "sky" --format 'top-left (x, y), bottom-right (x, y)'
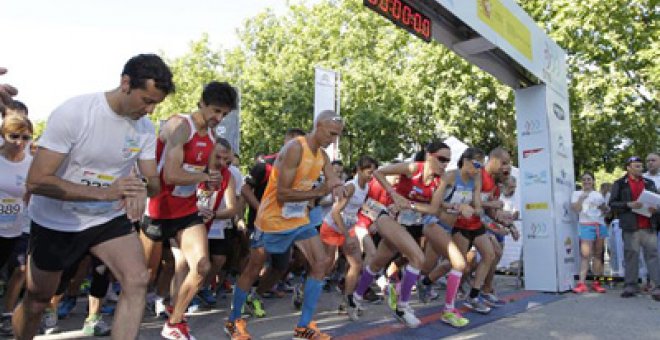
top-left (2, 0), bottom-right (315, 122)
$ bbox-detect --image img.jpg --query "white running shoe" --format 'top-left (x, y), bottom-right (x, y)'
top-left (393, 303), bottom-right (421, 328)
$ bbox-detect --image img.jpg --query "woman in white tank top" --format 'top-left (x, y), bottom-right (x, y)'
top-left (319, 156), bottom-right (378, 321)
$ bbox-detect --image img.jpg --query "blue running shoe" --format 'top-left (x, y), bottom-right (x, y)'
top-left (197, 287), bottom-right (217, 306)
top-left (57, 296), bottom-right (77, 319)
top-left (100, 303), bottom-right (116, 316)
top-left (186, 296), bottom-right (202, 314)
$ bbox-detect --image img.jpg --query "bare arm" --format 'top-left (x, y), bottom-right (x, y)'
top-left (275, 140), bottom-right (328, 202)
top-left (27, 148), bottom-right (142, 201)
top-left (374, 162), bottom-right (417, 209)
top-left (241, 183), bottom-right (260, 210)
top-left (331, 184), bottom-right (355, 236)
top-left (215, 176), bottom-right (238, 219)
top-left (161, 117), bottom-right (210, 186)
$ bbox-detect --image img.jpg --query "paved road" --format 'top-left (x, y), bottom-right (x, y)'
top-left (30, 276), bottom-right (660, 340)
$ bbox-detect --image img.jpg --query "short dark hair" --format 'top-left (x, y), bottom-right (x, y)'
top-left (581, 171), bottom-right (595, 180)
top-left (489, 147), bottom-right (509, 160)
top-left (331, 160), bottom-right (344, 167)
top-left (6, 100), bottom-right (28, 114)
top-left (215, 137), bottom-right (232, 151)
top-left (202, 81), bottom-right (238, 110)
top-left (626, 156), bottom-right (643, 165)
top-left (356, 155), bottom-right (378, 170)
top-left (458, 147), bottom-right (485, 168)
top-left (122, 54), bottom-right (175, 95)
top-left (425, 140), bottom-right (450, 154)
top-left (285, 128), bottom-right (306, 138)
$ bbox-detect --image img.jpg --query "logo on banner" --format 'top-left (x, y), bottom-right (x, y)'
top-left (560, 201), bottom-right (572, 223)
top-left (317, 72), bottom-right (334, 87)
top-left (555, 169), bottom-right (572, 188)
top-left (527, 222), bottom-right (549, 239)
top-left (523, 148), bottom-right (544, 159)
top-left (552, 103), bottom-right (566, 120)
top-left (564, 237), bottom-right (576, 263)
top-left (524, 170), bottom-right (548, 186)
top-left (564, 237), bottom-right (573, 255)
top-left (556, 135), bottom-right (569, 158)
top-left (521, 119), bottom-right (543, 136)
top-left (525, 202), bottom-right (549, 210)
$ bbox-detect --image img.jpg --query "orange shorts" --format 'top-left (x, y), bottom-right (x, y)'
top-left (320, 222), bottom-right (357, 246)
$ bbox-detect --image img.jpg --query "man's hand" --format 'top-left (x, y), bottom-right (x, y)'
top-left (0, 67), bottom-right (18, 110)
top-left (108, 176), bottom-right (147, 200)
top-left (122, 192), bottom-right (147, 223)
top-left (458, 204), bottom-right (475, 218)
top-left (390, 192), bottom-right (410, 211)
top-left (207, 169), bottom-right (223, 189)
top-left (198, 206), bottom-right (215, 222)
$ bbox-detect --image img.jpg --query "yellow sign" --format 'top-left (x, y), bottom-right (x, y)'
top-left (525, 202), bottom-right (549, 210)
top-left (477, 0), bottom-right (533, 60)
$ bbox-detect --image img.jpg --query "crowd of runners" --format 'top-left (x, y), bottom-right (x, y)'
top-left (2, 53), bottom-right (654, 340)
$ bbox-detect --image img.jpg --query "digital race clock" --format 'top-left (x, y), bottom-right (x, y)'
top-left (364, 0), bottom-right (432, 42)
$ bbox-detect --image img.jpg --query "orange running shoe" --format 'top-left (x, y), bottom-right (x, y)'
top-left (224, 319), bottom-right (251, 340)
top-left (293, 321), bottom-right (331, 340)
top-left (572, 282), bottom-right (588, 294)
top-left (591, 281), bottom-right (606, 293)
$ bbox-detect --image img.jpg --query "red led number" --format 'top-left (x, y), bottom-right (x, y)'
top-left (422, 19), bottom-right (430, 38)
top-left (402, 5), bottom-right (411, 25)
top-left (379, 0), bottom-right (388, 12)
top-left (391, 0), bottom-right (402, 20)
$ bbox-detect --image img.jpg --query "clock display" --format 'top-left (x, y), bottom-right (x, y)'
top-left (364, 0), bottom-right (432, 42)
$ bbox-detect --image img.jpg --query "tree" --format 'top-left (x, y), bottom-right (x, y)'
top-left (519, 0), bottom-right (659, 173)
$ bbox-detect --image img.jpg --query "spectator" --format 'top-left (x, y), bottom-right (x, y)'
top-left (4, 100), bottom-right (28, 117)
top-left (609, 156), bottom-right (660, 300)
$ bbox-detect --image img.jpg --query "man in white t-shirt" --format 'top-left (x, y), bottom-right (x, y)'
top-left (12, 54), bottom-right (174, 339)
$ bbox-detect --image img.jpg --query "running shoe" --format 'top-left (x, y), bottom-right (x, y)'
top-left (154, 297), bottom-right (168, 317)
top-left (40, 308), bottom-right (60, 335)
top-left (57, 295), bottom-right (77, 319)
top-left (352, 292), bottom-right (368, 312)
top-left (186, 296), bottom-right (202, 314)
top-left (224, 319), bottom-right (251, 340)
top-left (100, 303), bottom-right (116, 315)
top-left (481, 293), bottom-right (505, 307)
top-left (292, 284), bottom-right (304, 310)
top-left (161, 320), bottom-right (196, 340)
top-left (590, 281), bottom-right (606, 293)
top-left (82, 314), bottom-right (111, 336)
top-left (572, 282), bottom-right (588, 294)
top-left (197, 287), bottom-right (217, 306)
top-left (464, 297), bottom-right (491, 314)
top-left (441, 308), bottom-right (469, 328)
top-left (245, 294), bottom-right (266, 318)
top-left (342, 295), bottom-right (359, 321)
top-left (393, 303), bottom-right (421, 328)
top-left (293, 320), bottom-right (331, 340)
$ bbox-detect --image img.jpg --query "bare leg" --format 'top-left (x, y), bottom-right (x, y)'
top-left (91, 233), bottom-right (149, 340)
top-left (169, 225), bottom-right (211, 324)
top-left (11, 256), bottom-right (62, 340)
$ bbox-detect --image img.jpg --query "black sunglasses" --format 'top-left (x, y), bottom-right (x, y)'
top-left (435, 155), bottom-right (451, 163)
top-left (6, 133), bottom-right (33, 141)
top-left (626, 156), bottom-right (642, 165)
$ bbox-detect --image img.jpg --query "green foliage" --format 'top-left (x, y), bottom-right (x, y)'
top-left (518, 0), bottom-right (659, 174)
top-left (158, 0), bottom-right (656, 178)
top-left (32, 120), bottom-right (46, 139)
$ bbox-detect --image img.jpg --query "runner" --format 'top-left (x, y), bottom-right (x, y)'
top-left (435, 147), bottom-right (494, 314)
top-left (197, 139), bottom-right (237, 306)
top-left (226, 110), bottom-right (345, 340)
top-left (144, 81), bottom-right (238, 339)
top-left (319, 155), bottom-right (378, 321)
top-left (13, 54), bottom-right (173, 339)
top-left (0, 115), bottom-right (33, 337)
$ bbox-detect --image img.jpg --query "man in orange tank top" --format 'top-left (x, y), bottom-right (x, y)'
top-left (142, 82), bottom-right (238, 340)
top-left (224, 110), bottom-right (344, 340)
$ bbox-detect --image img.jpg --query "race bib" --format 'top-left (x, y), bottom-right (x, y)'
top-left (397, 209), bottom-right (422, 226)
top-left (63, 169), bottom-right (117, 215)
top-left (196, 189), bottom-right (214, 211)
top-left (0, 198), bottom-right (21, 226)
top-left (361, 198), bottom-right (386, 221)
top-left (172, 164), bottom-right (206, 198)
top-left (282, 202), bottom-right (307, 219)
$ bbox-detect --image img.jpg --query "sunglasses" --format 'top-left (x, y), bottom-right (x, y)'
top-left (6, 133), bottom-right (33, 142)
top-left (472, 161), bottom-right (483, 169)
top-left (435, 155), bottom-right (451, 163)
top-left (626, 156), bottom-right (642, 165)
